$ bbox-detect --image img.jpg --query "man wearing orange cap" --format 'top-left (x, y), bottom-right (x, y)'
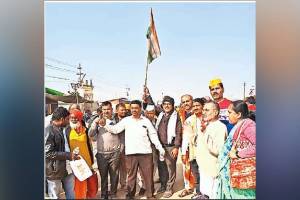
top-left (209, 78), bottom-right (233, 132)
top-left (65, 109), bottom-right (98, 199)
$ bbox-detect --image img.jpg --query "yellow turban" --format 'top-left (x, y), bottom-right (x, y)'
top-left (125, 103), bottom-right (130, 110)
top-left (209, 78), bottom-right (222, 88)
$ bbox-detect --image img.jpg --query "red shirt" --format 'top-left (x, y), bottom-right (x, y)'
top-left (248, 104), bottom-right (256, 112)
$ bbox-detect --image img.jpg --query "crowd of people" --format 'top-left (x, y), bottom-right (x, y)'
top-left (45, 78), bottom-right (256, 199)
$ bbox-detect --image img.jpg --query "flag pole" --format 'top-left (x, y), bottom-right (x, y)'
top-left (144, 60), bottom-right (149, 87)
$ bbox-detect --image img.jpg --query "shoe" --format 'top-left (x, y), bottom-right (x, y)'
top-left (146, 196), bottom-right (156, 199)
top-left (191, 194), bottom-right (203, 199)
top-left (191, 192), bottom-right (203, 199)
top-left (100, 194), bottom-right (109, 200)
top-left (109, 193), bottom-right (117, 199)
top-left (178, 189), bottom-right (193, 197)
top-left (155, 186), bottom-right (166, 194)
top-left (162, 190), bottom-right (173, 198)
top-left (125, 194), bottom-right (133, 200)
top-left (138, 188), bottom-right (146, 196)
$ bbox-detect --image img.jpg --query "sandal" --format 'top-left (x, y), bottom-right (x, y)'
top-left (178, 189), bottom-right (192, 197)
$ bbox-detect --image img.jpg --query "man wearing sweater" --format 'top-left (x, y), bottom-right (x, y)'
top-left (89, 101), bottom-right (122, 199)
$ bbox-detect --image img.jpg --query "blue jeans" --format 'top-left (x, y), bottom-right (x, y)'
top-left (47, 173), bottom-right (75, 199)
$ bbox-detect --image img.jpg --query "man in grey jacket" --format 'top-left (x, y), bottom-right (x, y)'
top-left (89, 101), bottom-right (122, 199)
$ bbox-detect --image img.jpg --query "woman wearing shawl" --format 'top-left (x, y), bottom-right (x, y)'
top-left (215, 100), bottom-right (256, 199)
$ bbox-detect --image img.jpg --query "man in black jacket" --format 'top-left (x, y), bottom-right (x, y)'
top-left (45, 107), bottom-right (79, 199)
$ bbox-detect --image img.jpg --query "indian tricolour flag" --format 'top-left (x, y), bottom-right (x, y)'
top-left (146, 8), bottom-right (161, 64)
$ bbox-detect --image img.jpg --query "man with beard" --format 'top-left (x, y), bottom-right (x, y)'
top-left (65, 109), bottom-right (97, 199)
top-left (209, 78), bottom-right (233, 132)
top-left (89, 101), bottom-right (122, 199)
top-left (45, 107), bottom-right (80, 199)
top-left (98, 100), bottom-right (165, 199)
top-left (196, 101), bottom-right (227, 199)
top-left (155, 96), bottom-right (182, 198)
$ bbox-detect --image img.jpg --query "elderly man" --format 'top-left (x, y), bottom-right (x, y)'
top-left (155, 96), bottom-right (182, 198)
top-left (196, 101), bottom-right (227, 199)
top-left (144, 104), bottom-right (160, 185)
top-left (209, 78), bottom-right (233, 132)
top-left (89, 101), bottom-right (122, 199)
top-left (145, 104), bottom-right (157, 126)
top-left (65, 109), bottom-right (97, 199)
top-left (98, 100), bottom-right (165, 199)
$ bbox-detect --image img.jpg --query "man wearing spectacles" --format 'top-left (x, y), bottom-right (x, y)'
top-left (196, 101), bottom-right (227, 199)
top-left (154, 96), bottom-right (182, 198)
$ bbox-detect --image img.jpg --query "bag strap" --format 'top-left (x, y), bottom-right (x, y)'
top-left (232, 120), bottom-right (246, 150)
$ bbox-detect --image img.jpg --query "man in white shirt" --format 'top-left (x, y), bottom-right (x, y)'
top-left (196, 101), bottom-right (227, 199)
top-left (98, 100), bottom-right (165, 199)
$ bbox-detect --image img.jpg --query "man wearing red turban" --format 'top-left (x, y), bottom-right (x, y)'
top-left (66, 109), bottom-right (98, 199)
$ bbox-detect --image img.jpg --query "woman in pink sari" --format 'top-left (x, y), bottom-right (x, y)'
top-left (215, 100), bottom-right (256, 199)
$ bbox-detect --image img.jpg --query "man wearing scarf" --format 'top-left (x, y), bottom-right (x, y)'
top-left (65, 109), bottom-right (97, 199)
top-left (155, 96), bottom-right (182, 198)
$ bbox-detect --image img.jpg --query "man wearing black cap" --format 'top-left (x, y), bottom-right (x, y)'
top-left (155, 95), bottom-right (182, 198)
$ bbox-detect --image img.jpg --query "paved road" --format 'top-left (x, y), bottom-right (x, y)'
top-left (52, 142), bottom-right (195, 199)
top-left (91, 141), bottom-right (194, 199)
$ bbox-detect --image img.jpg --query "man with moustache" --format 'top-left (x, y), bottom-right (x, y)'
top-left (114, 103), bottom-right (128, 190)
top-left (178, 94), bottom-right (196, 197)
top-left (196, 101), bottom-right (227, 199)
top-left (182, 98), bottom-right (207, 199)
top-left (98, 100), bottom-right (165, 199)
top-left (65, 109), bottom-right (97, 199)
top-left (154, 96), bottom-right (182, 198)
top-left (89, 101), bottom-right (122, 199)
top-left (209, 78), bottom-right (233, 132)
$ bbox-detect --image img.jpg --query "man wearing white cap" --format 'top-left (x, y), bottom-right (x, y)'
top-left (145, 104), bottom-right (157, 126)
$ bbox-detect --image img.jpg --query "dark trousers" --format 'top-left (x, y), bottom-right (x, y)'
top-left (190, 159), bottom-right (200, 194)
top-left (96, 150), bottom-right (121, 196)
top-left (119, 149), bottom-right (127, 187)
top-left (157, 146), bottom-right (177, 191)
top-left (125, 153), bottom-right (153, 198)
